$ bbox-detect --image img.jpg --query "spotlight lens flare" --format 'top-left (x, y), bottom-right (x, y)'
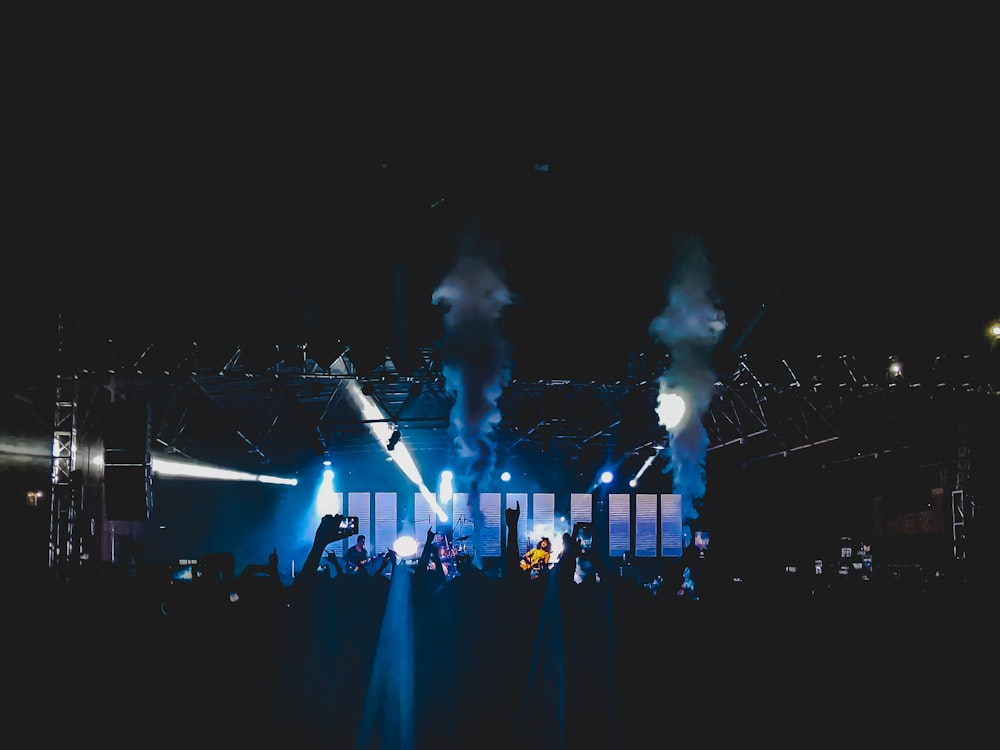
top-left (656, 390), bottom-right (686, 430)
top-left (394, 535), bottom-right (419, 558)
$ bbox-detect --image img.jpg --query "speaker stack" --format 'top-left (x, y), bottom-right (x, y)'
top-left (103, 400), bottom-right (152, 521)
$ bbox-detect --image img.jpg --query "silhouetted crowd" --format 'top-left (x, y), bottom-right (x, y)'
top-left (13, 506), bottom-right (990, 748)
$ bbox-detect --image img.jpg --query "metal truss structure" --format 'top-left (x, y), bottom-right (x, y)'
top-left (35, 334), bottom-right (997, 578)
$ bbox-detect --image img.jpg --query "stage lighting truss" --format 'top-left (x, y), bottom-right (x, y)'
top-left (386, 426), bottom-right (402, 451)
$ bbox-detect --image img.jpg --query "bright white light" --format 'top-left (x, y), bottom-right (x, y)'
top-left (315, 467), bottom-right (341, 516)
top-left (257, 474), bottom-right (299, 486)
top-left (630, 453), bottom-right (657, 488)
top-left (656, 389), bottom-right (686, 430)
top-left (551, 535), bottom-right (566, 558)
top-left (393, 535), bottom-right (419, 558)
top-left (500, 470), bottom-right (511, 482)
top-left (438, 470), bottom-right (454, 504)
top-left (151, 456), bottom-right (297, 485)
top-left (600, 470), bottom-right (614, 484)
top-left (344, 373), bottom-right (445, 521)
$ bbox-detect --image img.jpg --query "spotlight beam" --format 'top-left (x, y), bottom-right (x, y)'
top-left (150, 456), bottom-right (297, 485)
top-left (345, 372), bottom-right (446, 521)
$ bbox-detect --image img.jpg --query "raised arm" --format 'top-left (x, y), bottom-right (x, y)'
top-left (503, 500), bottom-right (522, 577)
top-left (297, 514), bottom-right (346, 586)
top-left (417, 527), bottom-right (437, 570)
top-left (373, 548), bottom-right (395, 577)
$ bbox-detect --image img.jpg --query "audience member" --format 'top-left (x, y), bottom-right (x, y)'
top-left (40, 509), bottom-right (973, 747)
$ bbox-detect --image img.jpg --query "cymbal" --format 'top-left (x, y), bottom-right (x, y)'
top-left (455, 535), bottom-right (470, 541)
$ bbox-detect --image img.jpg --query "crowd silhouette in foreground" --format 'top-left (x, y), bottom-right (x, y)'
top-left (14, 502), bottom-right (990, 748)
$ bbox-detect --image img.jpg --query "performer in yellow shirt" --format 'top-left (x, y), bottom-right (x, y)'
top-left (519, 537), bottom-right (552, 579)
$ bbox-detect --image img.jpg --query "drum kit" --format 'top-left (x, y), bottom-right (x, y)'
top-left (439, 535), bottom-right (473, 579)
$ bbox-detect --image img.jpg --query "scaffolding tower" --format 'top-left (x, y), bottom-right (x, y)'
top-left (48, 316), bottom-right (82, 581)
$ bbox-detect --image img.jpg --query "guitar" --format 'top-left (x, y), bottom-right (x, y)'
top-left (520, 549), bottom-right (550, 579)
top-left (346, 552), bottom-right (385, 575)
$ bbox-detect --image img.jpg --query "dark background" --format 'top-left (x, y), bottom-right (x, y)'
top-left (6, 14), bottom-right (996, 380)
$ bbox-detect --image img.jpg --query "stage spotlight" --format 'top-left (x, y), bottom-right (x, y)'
top-left (886, 355), bottom-right (904, 385)
top-left (439, 469), bottom-right (454, 504)
top-left (656, 389), bottom-right (686, 430)
top-left (393, 535), bottom-right (419, 559)
top-left (387, 427), bottom-right (402, 451)
top-left (589, 466), bottom-right (618, 492)
top-left (500, 470), bottom-right (511, 482)
top-left (315, 465), bottom-right (338, 516)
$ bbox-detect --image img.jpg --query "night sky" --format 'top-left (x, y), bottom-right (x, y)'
top-left (7, 19), bottom-right (996, 384)
top-left (8, 136), bottom-right (996, 386)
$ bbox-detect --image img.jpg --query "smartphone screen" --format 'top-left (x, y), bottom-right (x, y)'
top-left (573, 522), bottom-right (593, 551)
top-left (339, 516), bottom-right (359, 534)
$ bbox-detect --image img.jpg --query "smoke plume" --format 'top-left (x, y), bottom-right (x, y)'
top-left (648, 235), bottom-right (726, 544)
top-left (431, 233), bottom-right (513, 500)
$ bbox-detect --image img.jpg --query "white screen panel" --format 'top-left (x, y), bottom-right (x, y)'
top-left (635, 493), bottom-right (658, 558)
top-left (479, 492), bottom-right (502, 557)
top-left (608, 493), bottom-right (631, 559)
top-left (570, 493), bottom-right (592, 526)
top-left (660, 493), bottom-right (682, 557)
top-left (414, 492), bottom-right (438, 540)
top-left (531, 493), bottom-right (554, 548)
top-left (375, 491), bottom-right (398, 556)
top-left (347, 492), bottom-right (371, 553)
top-left (452, 493), bottom-right (475, 542)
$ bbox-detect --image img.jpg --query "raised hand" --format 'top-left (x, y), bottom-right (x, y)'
top-left (505, 500), bottom-right (520, 528)
top-left (298, 514), bottom-right (346, 585)
top-left (313, 514), bottom-right (344, 548)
